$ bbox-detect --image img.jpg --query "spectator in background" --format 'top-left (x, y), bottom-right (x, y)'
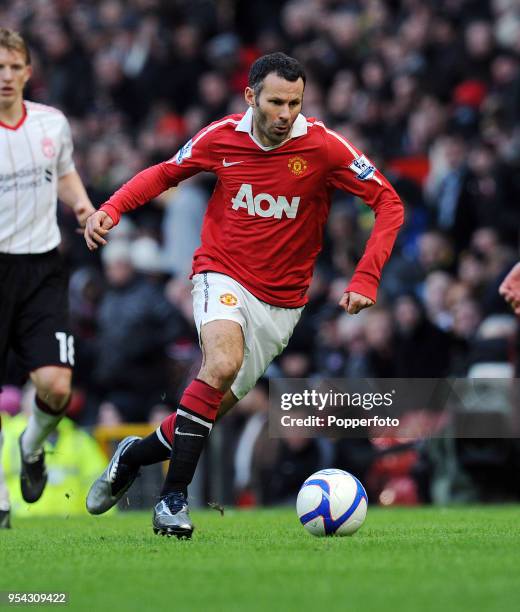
top-left (364, 308), bottom-right (396, 377)
top-left (426, 134), bottom-right (476, 251)
top-left (450, 298), bottom-right (483, 375)
top-left (94, 240), bottom-right (186, 421)
top-left (393, 295), bottom-right (452, 377)
top-left (380, 229), bottom-right (455, 299)
top-left (423, 271), bottom-right (455, 331)
top-left (337, 312), bottom-right (371, 378)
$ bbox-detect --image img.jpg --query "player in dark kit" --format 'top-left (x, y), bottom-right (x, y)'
top-left (85, 53), bottom-right (404, 538)
top-left (0, 29), bottom-right (95, 528)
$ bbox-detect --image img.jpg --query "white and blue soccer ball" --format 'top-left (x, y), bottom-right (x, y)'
top-left (296, 469), bottom-right (368, 537)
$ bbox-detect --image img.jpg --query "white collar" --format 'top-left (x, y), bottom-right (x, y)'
top-left (235, 107), bottom-right (308, 149)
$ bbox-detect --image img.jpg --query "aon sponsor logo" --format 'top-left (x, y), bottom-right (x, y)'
top-left (231, 183), bottom-right (300, 219)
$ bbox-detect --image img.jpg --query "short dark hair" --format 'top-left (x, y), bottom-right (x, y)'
top-left (248, 52), bottom-right (306, 97)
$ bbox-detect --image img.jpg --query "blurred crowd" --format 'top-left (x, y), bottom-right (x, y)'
top-left (2, 0), bottom-right (520, 507)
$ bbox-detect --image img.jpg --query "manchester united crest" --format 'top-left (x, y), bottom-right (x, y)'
top-left (288, 156), bottom-right (308, 176)
top-left (219, 293), bottom-right (238, 307)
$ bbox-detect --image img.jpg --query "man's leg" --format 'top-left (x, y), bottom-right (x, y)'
top-left (86, 388), bottom-right (239, 516)
top-left (146, 388), bottom-right (238, 459)
top-left (152, 319), bottom-right (243, 537)
top-left (19, 366), bottom-right (71, 503)
top-left (0, 415), bottom-right (10, 528)
top-left (160, 321), bottom-right (243, 493)
top-left (124, 389), bottom-right (237, 466)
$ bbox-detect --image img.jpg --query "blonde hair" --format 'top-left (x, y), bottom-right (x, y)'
top-left (0, 28), bottom-right (31, 64)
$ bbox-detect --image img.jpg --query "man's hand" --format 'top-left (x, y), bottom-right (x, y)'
top-left (84, 211), bottom-right (114, 251)
top-left (57, 171), bottom-right (95, 228)
top-left (499, 262), bottom-right (520, 316)
top-left (73, 200), bottom-right (96, 228)
top-left (339, 291), bottom-right (375, 315)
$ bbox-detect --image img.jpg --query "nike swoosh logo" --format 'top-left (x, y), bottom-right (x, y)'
top-left (222, 159), bottom-right (244, 167)
top-left (175, 428), bottom-right (204, 438)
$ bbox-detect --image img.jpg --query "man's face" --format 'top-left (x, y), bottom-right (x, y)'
top-left (105, 260), bottom-right (134, 287)
top-left (0, 47), bottom-right (31, 111)
top-left (246, 72), bottom-right (304, 146)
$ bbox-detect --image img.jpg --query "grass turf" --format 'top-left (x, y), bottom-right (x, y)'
top-left (0, 506), bottom-right (519, 612)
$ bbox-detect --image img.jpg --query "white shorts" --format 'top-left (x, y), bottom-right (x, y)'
top-left (192, 272), bottom-right (303, 400)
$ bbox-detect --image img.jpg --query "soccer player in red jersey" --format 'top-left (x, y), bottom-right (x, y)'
top-left (85, 53), bottom-right (404, 538)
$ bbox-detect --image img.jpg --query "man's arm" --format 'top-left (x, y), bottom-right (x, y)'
top-left (85, 129), bottom-right (214, 250)
top-left (84, 162), bottom-right (200, 250)
top-left (58, 170), bottom-right (96, 227)
top-left (325, 129), bottom-right (405, 314)
top-left (56, 116), bottom-right (95, 227)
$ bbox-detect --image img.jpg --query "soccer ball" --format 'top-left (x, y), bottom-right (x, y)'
top-left (296, 469), bottom-right (368, 537)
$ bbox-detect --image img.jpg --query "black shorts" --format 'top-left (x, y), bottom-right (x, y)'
top-left (0, 249), bottom-right (74, 383)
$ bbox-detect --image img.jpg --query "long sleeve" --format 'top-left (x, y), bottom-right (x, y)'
top-left (325, 129), bottom-right (404, 302)
top-left (100, 127), bottom-right (215, 225)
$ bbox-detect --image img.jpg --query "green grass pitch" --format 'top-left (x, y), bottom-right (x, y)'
top-left (1, 506), bottom-right (519, 612)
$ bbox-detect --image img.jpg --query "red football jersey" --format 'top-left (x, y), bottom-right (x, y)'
top-left (101, 110), bottom-right (404, 307)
